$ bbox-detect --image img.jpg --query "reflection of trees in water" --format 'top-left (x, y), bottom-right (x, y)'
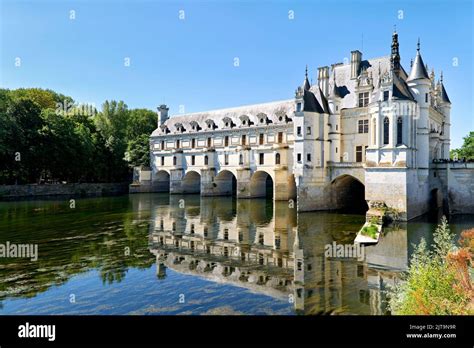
top-left (0, 196), bottom-right (155, 301)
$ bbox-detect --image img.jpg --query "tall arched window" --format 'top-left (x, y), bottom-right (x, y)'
top-left (397, 117), bottom-right (403, 145)
top-left (239, 154), bottom-right (243, 165)
top-left (173, 156), bottom-right (177, 166)
top-left (372, 119), bottom-right (376, 145)
top-left (275, 153), bottom-right (281, 165)
top-left (383, 117), bottom-right (390, 145)
top-left (204, 155), bottom-right (208, 165)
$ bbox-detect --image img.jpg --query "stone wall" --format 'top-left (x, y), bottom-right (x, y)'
top-left (0, 183), bottom-right (129, 200)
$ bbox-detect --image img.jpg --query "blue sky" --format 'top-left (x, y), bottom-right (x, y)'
top-left (1, 0), bottom-right (472, 148)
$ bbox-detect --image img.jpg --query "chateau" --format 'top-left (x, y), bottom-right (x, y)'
top-left (142, 32), bottom-right (473, 221)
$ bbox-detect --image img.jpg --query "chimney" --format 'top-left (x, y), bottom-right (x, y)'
top-left (350, 50), bottom-right (362, 79)
top-left (318, 66), bottom-right (330, 96)
top-left (157, 104), bottom-right (169, 126)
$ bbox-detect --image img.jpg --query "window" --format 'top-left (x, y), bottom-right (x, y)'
top-left (383, 117), bottom-right (390, 145)
top-left (335, 124), bottom-right (338, 131)
top-left (297, 261), bottom-right (302, 271)
top-left (204, 155), bottom-right (208, 165)
top-left (161, 156), bottom-right (164, 166)
top-left (207, 138), bottom-right (212, 147)
top-left (204, 226), bottom-right (208, 237)
top-left (224, 136), bottom-right (229, 147)
top-left (335, 147), bottom-right (338, 154)
top-left (190, 224), bottom-right (195, 234)
top-left (275, 153), bottom-right (281, 165)
top-left (397, 117), bottom-right (403, 145)
top-left (358, 92), bottom-right (369, 107)
top-left (383, 90), bottom-right (389, 101)
top-left (241, 134), bottom-right (246, 145)
top-left (161, 140), bottom-right (165, 149)
top-left (278, 132), bottom-right (283, 143)
top-left (259, 133), bottom-right (264, 145)
top-left (297, 126), bottom-right (302, 136)
top-left (176, 139), bottom-right (180, 149)
top-left (358, 119), bottom-right (369, 133)
top-left (239, 154), bottom-right (243, 165)
top-left (372, 119), bottom-right (377, 145)
top-left (275, 236), bottom-right (281, 250)
top-left (224, 154), bottom-right (229, 165)
top-left (306, 126), bottom-right (311, 135)
top-left (425, 93), bottom-right (429, 103)
top-left (356, 146), bottom-right (363, 162)
top-left (191, 155), bottom-right (195, 165)
top-left (224, 229), bottom-right (229, 240)
top-left (296, 103), bottom-right (302, 112)
top-left (173, 156), bottom-right (177, 165)
top-left (297, 153), bottom-right (302, 162)
top-left (259, 153), bottom-right (264, 165)
top-left (307, 153), bottom-right (311, 162)
top-left (258, 234), bottom-right (264, 245)
top-left (191, 138), bottom-right (195, 148)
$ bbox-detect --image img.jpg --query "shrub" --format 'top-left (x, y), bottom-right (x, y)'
top-left (389, 217), bottom-right (473, 315)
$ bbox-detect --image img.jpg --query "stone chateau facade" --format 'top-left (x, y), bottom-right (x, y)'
top-left (142, 31), bottom-right (472, 221)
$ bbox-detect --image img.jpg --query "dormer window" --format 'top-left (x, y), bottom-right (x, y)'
top-left (160, 124), bottom-right (170, 134)
top-left (205, 119), bottom-right (217, 130)
top-left (239, 115), bottom-right (253, 127)
top-left (189, 121), bottom-right (201, 132)
top-left (222, 117), bottom-right (235, 129)
top-left (256, 113), bottom-right (270, 125)
top-left (174, 123), bottom-right (186, 133)
top-left (296, 103), bottom-right (302, 112)
top-left (383, 90), bottom-right (389, 101)
top-left (358, 92), bottom-right (369, 107)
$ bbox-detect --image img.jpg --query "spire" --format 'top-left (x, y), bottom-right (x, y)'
top-left (391, 28), bottom-right (401, 74)
top-left (407, 38), bottom-right (429, 81)
top-left (330, 70), bottom-right (340, 99)
top-left (439, 71), bottom-right (451, 104)
top-left (303, 65), bottom-right (311, 91)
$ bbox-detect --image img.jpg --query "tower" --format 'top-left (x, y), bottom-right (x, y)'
top-left (407, 39), bottom-right (431, 169)
top-left (437, 72), bottom-right (452, 158)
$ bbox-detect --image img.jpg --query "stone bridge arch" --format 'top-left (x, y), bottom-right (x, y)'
top-left (153, 170), bottom-right (170, 192)
top-left (330, 174), bottom-right (368, 213)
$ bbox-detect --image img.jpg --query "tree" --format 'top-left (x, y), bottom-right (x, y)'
top-left (126, 108), bottom-right (157, 141)
top-left (451, 132), bottom-right (474, 160)
top-left (125, 134), bottom-right (151, 168)
top-left (94, 101), bottom-right (130, 181)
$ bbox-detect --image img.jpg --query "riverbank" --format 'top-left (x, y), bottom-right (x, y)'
top-left (0, 183), bottom-right (129, 200)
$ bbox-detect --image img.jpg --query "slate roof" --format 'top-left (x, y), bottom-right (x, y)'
top-left (407, 50), bottom-right (429, 81)
top-left (151, 99), bottom-right (295, 137)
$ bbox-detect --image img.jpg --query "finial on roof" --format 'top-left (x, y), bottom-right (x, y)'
top-left (410, 58), bottom-right (413, 67)
top-left (393, 24), bottom-right (397, 33)
top-left (440, 71), bottom-right (443, 83)
top-left (302, 65), bottom-right (311, 91)
top-left (417, 38), bottom-right (420, 52)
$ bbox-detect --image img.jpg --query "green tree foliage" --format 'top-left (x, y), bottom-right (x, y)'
top-left (450, 132), bottom-right (474, 160)
top-left (0, 88), bottom-right (157, 184)
top-left (389, 216), bottom-right (472, 315)
top-left (125, 134), bottom-right (151, 168)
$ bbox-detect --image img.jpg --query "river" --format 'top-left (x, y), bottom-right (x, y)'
top-left (0, 193), bottom-right (472, 315)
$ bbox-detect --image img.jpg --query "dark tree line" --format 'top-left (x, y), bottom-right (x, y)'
top-left (0, 88), bottom-right (156, 184)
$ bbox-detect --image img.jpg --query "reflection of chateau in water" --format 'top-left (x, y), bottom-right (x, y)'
top-left (148, 194), bottom-right (411, 314)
